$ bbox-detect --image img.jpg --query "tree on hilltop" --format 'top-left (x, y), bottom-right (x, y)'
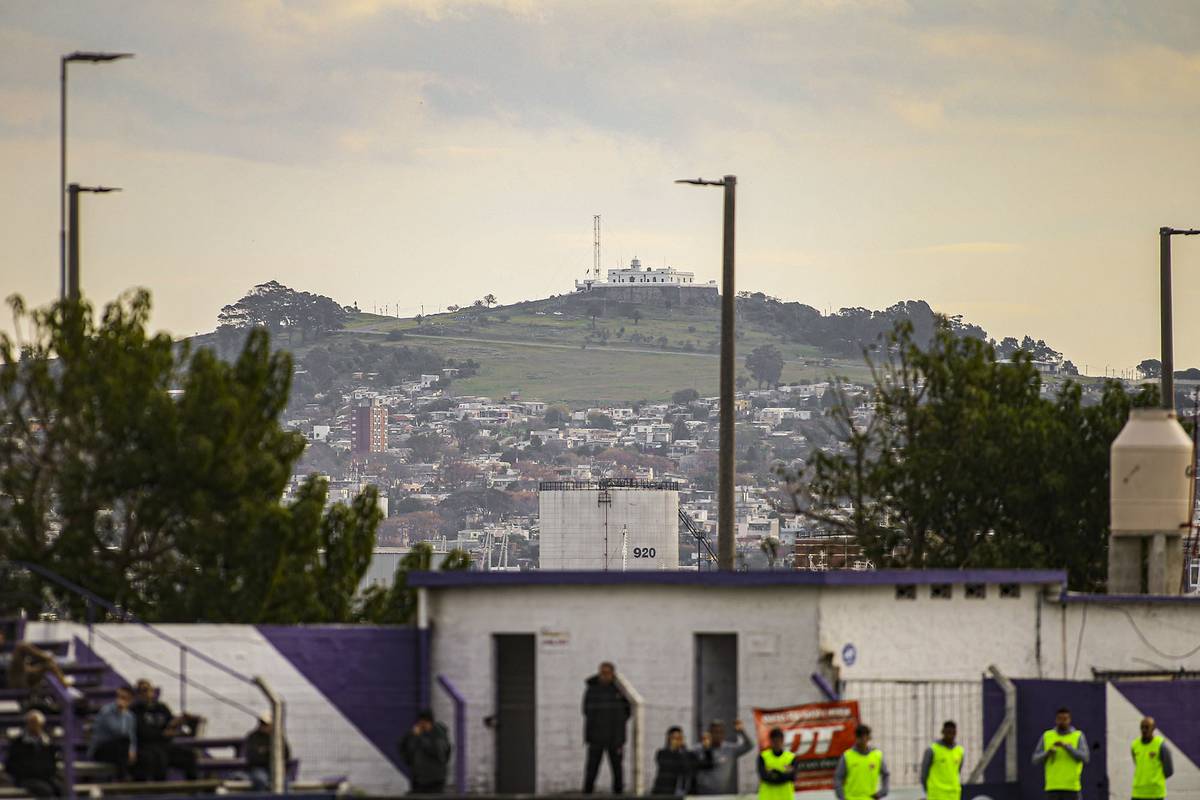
top-left (746, 344), bottom-right (784, 388)
top-left (217, 280), bottom-right (348, 346)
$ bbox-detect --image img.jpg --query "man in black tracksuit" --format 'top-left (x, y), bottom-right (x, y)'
top-left (399, 709), bottom-right (452, 794)
top-left (582, 661), bottom-right (631, 794)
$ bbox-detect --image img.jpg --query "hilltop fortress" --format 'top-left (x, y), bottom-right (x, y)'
top-left (574, 257), bottom-right (718, 306)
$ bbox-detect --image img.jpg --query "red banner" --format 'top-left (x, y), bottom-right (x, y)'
top-left (753, 700), bottom-right (860, 792)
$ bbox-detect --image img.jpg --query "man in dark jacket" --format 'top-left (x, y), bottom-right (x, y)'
top-left (132, 679), bottom-right (199, 781)
top-left (245, 714), bottom-right (290, 792)
top-left (399, 709), bottom-right (452, 793)
top-left (4, 710), bottom-right (61, 797)
top-left (582, 662), bottom-right (631, 794)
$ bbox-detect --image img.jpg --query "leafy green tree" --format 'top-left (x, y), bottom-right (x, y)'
top-left (746, 344), bottom-right (784, 388)
top-left (0, 293), bottom-right (379, 622)
top-left (544, 406), bottom-right (571, 427)
top-left (672, 388), bottom-right (700, 405)
top-left (357, 542), bottom-right (472, 624)
top-left (782, 321), bottom-right (1156, 591)
top-left (587, 412), bottom-right (615, 430)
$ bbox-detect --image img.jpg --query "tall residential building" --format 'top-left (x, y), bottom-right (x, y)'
top-left (351, 399), bottom-right (388, 455)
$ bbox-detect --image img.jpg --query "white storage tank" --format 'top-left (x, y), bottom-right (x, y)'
top-left (1110, 408), bottom-right (1193, 532)
top-left (1109, 408), bottom-right (1194, 595)
top-left (539, 480), bottom-right (680, 570)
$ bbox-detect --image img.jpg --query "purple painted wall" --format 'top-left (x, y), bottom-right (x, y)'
top-left (1113, 680), bottom-right (1200, 765)
top-left (984, 679), bottom-right (1107, 800)
top-left (258, 626), bottom-right (425, 773)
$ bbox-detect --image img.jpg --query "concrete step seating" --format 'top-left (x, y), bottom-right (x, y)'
top-left (1, 626), bottom-right (309, 797)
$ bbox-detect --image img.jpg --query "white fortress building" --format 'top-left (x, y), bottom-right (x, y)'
top-left (538, 479), bottom-right (680, 570)
top-left (575, 258), bottom-right (716, 292)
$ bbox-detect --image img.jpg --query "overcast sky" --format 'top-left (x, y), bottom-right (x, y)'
top-left (4, 0), bottom-right (1200, 372)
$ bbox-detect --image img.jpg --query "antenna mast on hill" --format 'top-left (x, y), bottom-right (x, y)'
top-left (593, 214), bottom-right (601, 280)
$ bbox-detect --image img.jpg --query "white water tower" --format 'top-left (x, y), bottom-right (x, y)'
top-left (1109, 408), bottom-right (1194, 594)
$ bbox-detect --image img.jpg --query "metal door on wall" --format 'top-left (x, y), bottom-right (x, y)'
top-left (495, 634), bottom-right (536, 793)
top-left (695, 634), bottom-right (738, 741)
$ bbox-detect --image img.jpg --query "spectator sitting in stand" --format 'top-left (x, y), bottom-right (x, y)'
top-left (245, 714), bottom-right (290, 792)
top-left (3, 630), bottom-right (70, 712)
top-left (132, 679), bottom-right (200, 781)
top-left (4, 710), bottom-right (61, 797)
top-left (88, 685), bottom-right (137, 781)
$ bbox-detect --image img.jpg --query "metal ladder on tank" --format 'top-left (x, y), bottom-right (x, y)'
top-left (679, 508), bottom-right (718, 570)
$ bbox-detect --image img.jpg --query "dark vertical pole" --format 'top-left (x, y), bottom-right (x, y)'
top-left (67, 184), bottom-right (80, 302)
top-left (718, 175), bottom-right (737, 571)
top-left (1161, 228), bottom-right (1174, 410)
top-left (60, 58), bottom-right (68, 301)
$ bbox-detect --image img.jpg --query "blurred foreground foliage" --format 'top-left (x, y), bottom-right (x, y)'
top-left (0, 292), bottom-right (465, 623)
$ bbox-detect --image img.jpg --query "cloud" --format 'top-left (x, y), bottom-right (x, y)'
top-left (886, 95), bottom-right (945, 130)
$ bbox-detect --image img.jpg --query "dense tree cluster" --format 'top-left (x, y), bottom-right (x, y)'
top-left (782, 321), bottom-right (1157, 591)
top-left (217, 280), bottom-right (349, 348)
top-left (0, 293), bottom-right (391, 623)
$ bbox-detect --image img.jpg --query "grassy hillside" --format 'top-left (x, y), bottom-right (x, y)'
top-left (328, 293), bottom-right (876, 406)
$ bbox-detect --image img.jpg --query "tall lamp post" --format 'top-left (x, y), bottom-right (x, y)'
top-left (61, 51), bottom-right (133, 300)
top-left (1159, 227), bottom-right (1200, 409)
top-left (676, 175), bottom-right (737, 571)
top-left (66, 184), bottom-right (121, 301)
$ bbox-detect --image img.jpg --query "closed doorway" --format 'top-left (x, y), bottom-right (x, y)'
top-left (694, 633), bottom-right (738, 739)
top-left (495, 634), bottom-right (536, 793)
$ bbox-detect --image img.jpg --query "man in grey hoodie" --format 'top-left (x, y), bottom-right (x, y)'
top-left (693, 719), bottom-right (754, 794)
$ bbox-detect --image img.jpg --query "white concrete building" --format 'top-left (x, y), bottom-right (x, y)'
top-left (538, 480), bottom-right (680, 570)
top-left (412, 570), bottom-right (1200, 797)
top-left (575, 258), bottom-right (716, 290)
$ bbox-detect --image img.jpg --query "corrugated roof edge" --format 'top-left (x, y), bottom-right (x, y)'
top-left (407, 569), bottom-right (1067, 589)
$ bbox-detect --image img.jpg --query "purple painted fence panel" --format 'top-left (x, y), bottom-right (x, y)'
top-left (983, 679), bottom-right (1107, 800)
top-left (258, 626), bottom-right (424, 773)
top-left (1113, 680), bottom-right (1200, 766)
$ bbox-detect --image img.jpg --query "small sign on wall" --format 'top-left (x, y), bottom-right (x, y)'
top-left (539, 628), bottom-right (570, 652)
top-left (747, 632), bottom-right (779, 655)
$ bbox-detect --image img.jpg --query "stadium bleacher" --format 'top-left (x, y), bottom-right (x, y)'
top-left (0, 617), bottom-right (326, 799)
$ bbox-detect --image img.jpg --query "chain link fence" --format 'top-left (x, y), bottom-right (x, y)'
top-left (841, 679), bottom-right (984, 788)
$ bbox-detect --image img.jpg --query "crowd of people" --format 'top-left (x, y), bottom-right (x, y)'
top-left (581, 663), bottom-right (1176, 800)
top-left (0, 629), bottom-right (294, 797)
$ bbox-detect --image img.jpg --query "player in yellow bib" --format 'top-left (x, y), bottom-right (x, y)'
top-left (1031, 707), bottom-right (1089, 800)
top-left (921, 720), bottom-right (963, 800)
top-left (835, 724), bottom-right (889, 800)
top-left (1131, 716), bottom-right (1174, 800)
top-left (756, 728), bottom-right (797, 800)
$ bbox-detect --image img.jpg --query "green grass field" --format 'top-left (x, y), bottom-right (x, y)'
top-left (333, 299), bottom-right (874, 406)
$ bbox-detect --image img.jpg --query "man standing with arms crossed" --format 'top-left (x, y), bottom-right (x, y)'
top-left (920, 720), bottom-right (963, 800)
top-left (1032, 707), bottom-right (1089, 800)
top-left (834, 724), bottom-right (889, 800)
top-left (1131, 716), bottom-right (1173, 800)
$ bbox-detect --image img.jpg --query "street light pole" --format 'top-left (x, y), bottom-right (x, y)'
top-left (67, 184), bottom-right (121, 302)
top-left (676, 175), bottom-right (737, 571)
top-left (1159, 227), bottom-right (1200, 411)
top-left (60, 51), bottom-right (133, 301)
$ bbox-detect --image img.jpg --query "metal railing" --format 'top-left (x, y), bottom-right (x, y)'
top-left (437, 674), bottom-right (467, 793)
top-left (539, 479), bottom-right (681, 491)
top-left (6, 561), bottom-right (289, 793)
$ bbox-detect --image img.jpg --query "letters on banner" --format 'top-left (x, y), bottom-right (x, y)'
top-left (753, 700), bottom-right (860, 792)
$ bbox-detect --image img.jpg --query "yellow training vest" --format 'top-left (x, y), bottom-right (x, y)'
top-left (758, 748), bottom-right (795, 800)
top-left (1042, 729), bottom-right (1084, 792)
top-left (842, 748), bottom-right (883, 800)
top-left (926, 742), bottom-right (963, 800)
top-left (1131, 736), bottom-right (1166, 799)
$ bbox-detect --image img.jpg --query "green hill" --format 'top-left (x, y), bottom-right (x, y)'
top-left (328, 293), bottom-right (880, 405)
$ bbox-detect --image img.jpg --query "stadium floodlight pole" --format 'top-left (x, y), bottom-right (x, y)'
top-left (676, 175), bottom-right (737, 571)
top-left (1160, 227), bottom-right (1200, 411)
top-left (61, 51), bottom-right (134, 300)
top-left (67, 184), bottom-right (122, 302)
